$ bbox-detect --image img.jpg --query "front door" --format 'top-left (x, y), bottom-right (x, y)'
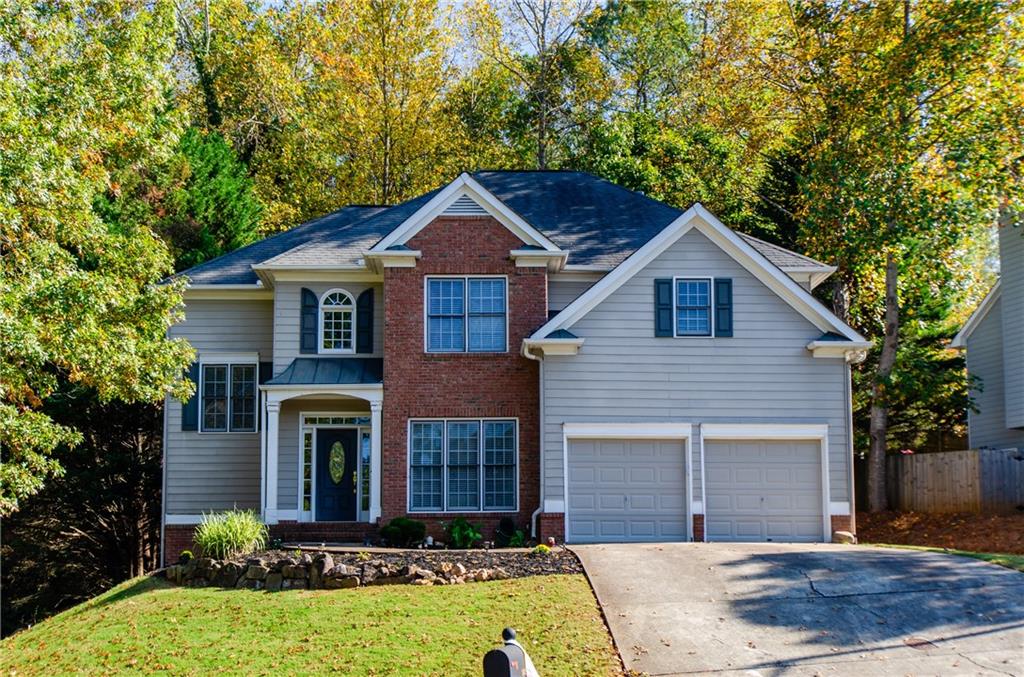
top-left (316, 428), bottom-right (358, 521)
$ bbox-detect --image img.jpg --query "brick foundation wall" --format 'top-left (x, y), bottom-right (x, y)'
top-left (830, 514), bottom-right (855, 536)
top-left (163, 525), bottom-right (197, 566)
top-left (537, 512), bottom-right (565, 544)
top-left (269, 521), bottom-right (378, 544)
top-left (381, 215), bottom-right (546, 536)
top-left (692, 514), bottom-right (705, 542)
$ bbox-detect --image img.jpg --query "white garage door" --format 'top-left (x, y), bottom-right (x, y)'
top-left (567, 438), bottom-right (687, 543)
top-left (705, 439), bottom-right (824, 542)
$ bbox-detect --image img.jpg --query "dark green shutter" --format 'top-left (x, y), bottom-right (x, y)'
top-left (181, 361), bottom-right (200, 431)
top-left (714, 278), bottom-right (733, 337)
top-left (300, 287), bottom-right (318, 354)
top-left (654, 278), bottom-right (673, 337)
top-left (356, 289), bottom-right (374, 354)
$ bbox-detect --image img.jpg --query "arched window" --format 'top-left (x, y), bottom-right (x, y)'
top-left (320, 289), bottom-right (355, 352)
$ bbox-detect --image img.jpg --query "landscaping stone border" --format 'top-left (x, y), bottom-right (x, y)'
top-left (163, 548), bottom-right (581, 591)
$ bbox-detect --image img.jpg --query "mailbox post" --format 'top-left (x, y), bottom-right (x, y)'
top-left (483, 628), bottom-right (540, 677)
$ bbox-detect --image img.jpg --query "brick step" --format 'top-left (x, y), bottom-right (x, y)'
top-left (269, 521), bottom-right (378, 543)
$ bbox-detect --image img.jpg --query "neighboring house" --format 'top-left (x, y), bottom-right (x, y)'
top-left (162, 171), bottom-right (871, 564)
top-left (952, 222), bottom-right (1024, 451)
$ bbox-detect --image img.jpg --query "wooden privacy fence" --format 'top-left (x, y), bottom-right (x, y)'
top-left (886, 448), bottom-right (1024, 514)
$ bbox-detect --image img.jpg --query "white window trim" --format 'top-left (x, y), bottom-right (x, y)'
top-left (562, 422), bottom-right (694, 544)
top-left (423, 275), bottom-right (510, 354)
top-left (407, 417), bottom-right (520, 514)
top-left (318, 288), bottom-right (357, 355)
top-left (298, 411), bottom-right (372, 523)
top-left (672, 276), bottom-right (714, 338)
top-left (699, 423), bottom-right (831, 544)
top-left (198, 354), bottom-right (259, 434)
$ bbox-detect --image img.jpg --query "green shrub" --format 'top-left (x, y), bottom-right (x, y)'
top-left (444, 517), bottom-right (482, 549)
top-left (509, 530), bottom-right (527, 548)
top-left (532, 544), bottom-right (551, 556)
top-left (380, 517), bottom-right (426, 548)
top-left (193, 510), bottom-right (267, 560)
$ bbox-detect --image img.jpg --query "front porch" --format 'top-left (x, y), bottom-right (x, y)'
top-left (260, 358), bottom-right (383, 529)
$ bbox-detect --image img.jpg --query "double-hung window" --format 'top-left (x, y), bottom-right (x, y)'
top-left (426, 277), bottom-right (507, 352)
top-left (675, 278), bottom-right (712, 337)
top-left (201, 363), bottom-right (256, 432)
top-left (408, 419), bottom-right (517, 512)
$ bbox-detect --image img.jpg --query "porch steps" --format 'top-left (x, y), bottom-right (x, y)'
top-left (269, 521), bottom-right (378, 544)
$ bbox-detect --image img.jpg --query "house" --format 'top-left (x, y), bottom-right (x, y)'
top-left (952, 222), bottom-right (1024, 451)
top-left (161, 171), bottom-right (871, 564)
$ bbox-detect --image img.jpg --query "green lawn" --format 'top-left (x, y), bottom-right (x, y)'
top-left (2, 574), bottom-right (620, 676)
top-left (865, 543), bottom-right (1024, 573)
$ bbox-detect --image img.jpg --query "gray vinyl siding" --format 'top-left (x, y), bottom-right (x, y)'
top-left (549, 278), bottom-right (599, 311)
top-left (276, 398), bottom-right (371, 512)
top-left (966, 297), bottom-right (1024, 450)
top-left (998, 224), bottom-right (1024, 429)
top-left (273, 282), bottom-right (384, 374)
top-left (542, 226), bottom-right (851, 504)
top-left (164, 299), bottom-right (273, 514)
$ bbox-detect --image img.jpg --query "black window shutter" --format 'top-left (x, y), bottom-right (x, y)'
top-left (258, 361), bottom-right (273, 384)
top-left (715, 278), bottom-right (733, 337)
top-left (356, 289), bottom-right (374, 354)
top-left (654, 278), bottom-right (673, 337)
top-left (181, 361), bottom-right (200, 431)
top-left (300, 287), bottom-right (318, 354)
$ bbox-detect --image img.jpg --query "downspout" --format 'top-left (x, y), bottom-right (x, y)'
top-left (160, 394), bottom-right (169, 569)
top-left (522, 341), bottom-right (544, 538)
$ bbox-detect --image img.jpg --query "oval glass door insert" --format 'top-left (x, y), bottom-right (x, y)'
top-left (329, 441), bottom-right (346, 484)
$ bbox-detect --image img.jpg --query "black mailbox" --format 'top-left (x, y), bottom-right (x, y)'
top-left (483, 628), bottom-right (538, 677)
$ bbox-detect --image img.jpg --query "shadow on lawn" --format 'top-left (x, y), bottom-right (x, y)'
top-left (717, 547), bottom-right (1024, 659)
top-left (58, 575), bottom-right (167, 621)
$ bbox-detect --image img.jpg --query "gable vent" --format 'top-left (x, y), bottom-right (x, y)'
top-left (442, 194), bottom-right (488, 216)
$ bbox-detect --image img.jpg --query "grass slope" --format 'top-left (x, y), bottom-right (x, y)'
top-left (2, 574), bottom-right (619, 676)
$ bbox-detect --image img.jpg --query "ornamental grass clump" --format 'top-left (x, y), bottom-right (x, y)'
top-left (194, 510), bottom-right (268, 560)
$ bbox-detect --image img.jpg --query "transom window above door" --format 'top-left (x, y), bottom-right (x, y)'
top-left (426, 277), bottom-right (507, 352)
top-left (320, 289), bottom-right (355, 352)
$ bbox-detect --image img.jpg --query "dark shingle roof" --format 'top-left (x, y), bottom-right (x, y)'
top-left (265, 358), bottom-right (383, 385)
top-left (182, 171), bottom-right (831, 284)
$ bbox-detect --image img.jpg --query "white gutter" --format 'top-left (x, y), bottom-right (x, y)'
top-left (521, 341), bottom-right (545, 537)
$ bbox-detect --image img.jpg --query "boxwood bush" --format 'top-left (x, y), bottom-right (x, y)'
top-left (380, 517), bottom-right (426, 548)
top-left (193, 510), bottom-right (268, 560)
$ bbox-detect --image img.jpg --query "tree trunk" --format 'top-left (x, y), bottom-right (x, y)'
top-left (868, 253), bottom-right (899, 511)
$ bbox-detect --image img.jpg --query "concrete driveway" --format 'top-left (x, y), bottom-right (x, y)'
top-left (572, 543), bottom-right (1024, 676)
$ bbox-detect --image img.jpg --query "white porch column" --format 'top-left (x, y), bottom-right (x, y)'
top-left (264, 400), bottom-right (281, 524)
top-left (369, 400), bottom-right (383, 523)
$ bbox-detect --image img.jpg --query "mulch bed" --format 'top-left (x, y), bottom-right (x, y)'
top-left (254, 547), bottom-right (583, 579)
top-left (858, 511), bottom-right (1024, 555)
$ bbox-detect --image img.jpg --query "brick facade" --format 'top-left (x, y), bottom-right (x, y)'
top-left (692, 514), bottom-right (705, 542)
top-left (830, 513), bottom-right (855, 536)
top-left (163, 525), bottom-right (197, 566)
top-left (381, 216), bottom-right (546, 541)
top-left (537, 512), bottom-right (565, 544)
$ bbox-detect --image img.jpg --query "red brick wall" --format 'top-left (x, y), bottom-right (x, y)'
top-left (537, 512), bottom-right (565, 544)
top-left (831, 514), bottom-right (855, 535)
top-left (163, 525), bottom-right (196, 566)
top-left (692, 514), bottom-right (705, 542)
top-left (381, 216), bottom-right (546, 538)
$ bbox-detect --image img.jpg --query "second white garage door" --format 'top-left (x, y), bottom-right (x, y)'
top-left (567, 438), bottom-right (688, 543)
top-left (704, 439), bottom-right (824, 542)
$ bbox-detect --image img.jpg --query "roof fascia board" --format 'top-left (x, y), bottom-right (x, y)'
top-left (370, 173), bottom-right (563, 253)
top-left (256, 269), bottom-right (382, 283)
top-left (690, 205), bottom-right (865, 340)
top-left (532, 203), bottom-right (866, 342)
top-left (184, 286), bottom-right (274, 301)
top-left (950, 280), bottom-right (1000, 348)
